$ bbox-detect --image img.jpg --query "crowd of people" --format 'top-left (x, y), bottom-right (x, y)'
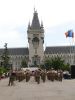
top-left (8, 68), bottom-right (63, 86)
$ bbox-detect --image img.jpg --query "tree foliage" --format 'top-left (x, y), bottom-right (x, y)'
top-left (1, 43), bottom-right (10, 69)
top-left (0, 67), bottom-right (7, 75)
top-left (51, 56), bottom-right (64, 70)
top-left (21, 58), bottom-right (27, 68)
top-left (44, 56), bottom-right (70, 71)
top-left (43, 58), bottom-right (52, 70)
top-left (62, 63), bottom-right (70, 71)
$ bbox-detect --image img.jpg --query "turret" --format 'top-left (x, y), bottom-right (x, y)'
top-left (27, 9), bottom-right (44, 67)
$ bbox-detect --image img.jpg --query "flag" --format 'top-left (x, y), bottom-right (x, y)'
top-left (65, 32), bottom-right (68, 38)
top-left (65, 30), bottom-right (74, 38)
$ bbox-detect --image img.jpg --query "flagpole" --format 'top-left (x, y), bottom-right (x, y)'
top-left (71, 34), bottom-right (75, 65)
top-left (65, 30), bottom-right (74, 66)
top-left (74, 40), bottom-right (75, 65)
top-left (68, 37), bottom-right (71, 66)
top-left (73, 36), bottom-right (75, 65)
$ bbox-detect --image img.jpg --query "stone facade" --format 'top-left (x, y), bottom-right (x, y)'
top-left (27, 10), bottom-right (44, 66)
top-left (0, 10), bottom-right (75, 68)
top-left (44, 46), bottom-right (75, 65)
top-left (0, 48), bottom-right (29, 69)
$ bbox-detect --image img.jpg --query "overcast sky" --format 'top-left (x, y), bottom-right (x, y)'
top-left (0, 0), bottom-right (75, 48)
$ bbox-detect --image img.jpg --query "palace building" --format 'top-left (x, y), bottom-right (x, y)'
top-left (0, 10), bottom-right (75, 69)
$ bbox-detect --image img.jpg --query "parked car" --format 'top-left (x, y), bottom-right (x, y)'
top-left (63, 71), bottom-right (71, 79)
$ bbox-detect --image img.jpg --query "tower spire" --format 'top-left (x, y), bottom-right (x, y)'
top-left (34, 7), bottom-right (35, 12)
top-left (31, 9), bottom-right (40, 29)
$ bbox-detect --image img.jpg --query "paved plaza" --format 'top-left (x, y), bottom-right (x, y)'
top-left (0, 77), bottom-right (75, 100)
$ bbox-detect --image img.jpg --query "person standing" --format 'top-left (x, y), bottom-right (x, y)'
top-left (41, 69), bottom-right (46, 83)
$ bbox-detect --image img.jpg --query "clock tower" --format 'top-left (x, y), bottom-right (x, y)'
top-left (27, 9), bottom-right (44, 67)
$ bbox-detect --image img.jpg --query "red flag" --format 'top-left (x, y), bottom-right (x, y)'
top-left (65, 32), bottom-right (68, 38)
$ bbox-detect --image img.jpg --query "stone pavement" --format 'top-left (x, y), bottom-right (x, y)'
top-left (0, 77), bottom-right (75, 100)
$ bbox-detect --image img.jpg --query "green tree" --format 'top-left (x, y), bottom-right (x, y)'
top-left (51, 56), bottom-right (64, 70)
top-left (44, 56), bottom-right (69, 70)
top-left (1, 43), bottom-right (10, 70)
top-left (62, 63), bottom-right (70, 71)
top-left (0, 67), bottom-right (7, 75)
top-left (43, 58), bottom-right (52, 70)
top-left (21, 58), bottom-right (27, 68)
